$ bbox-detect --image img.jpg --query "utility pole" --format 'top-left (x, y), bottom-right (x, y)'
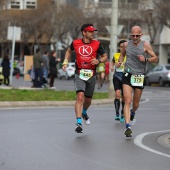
top-left (10, 26), bottom-right (16, 86)
top-left (7, 26), bottom-right (21, 86)
top-left (108, 0), bottom-right (118, 98)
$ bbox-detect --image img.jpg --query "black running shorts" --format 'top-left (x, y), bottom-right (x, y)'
top-left (74, 74), bottom-right (96, 98)
top-left (113, 76), bottom-right (123, 91)
top-left (122, 72), bottom-right (145, 89)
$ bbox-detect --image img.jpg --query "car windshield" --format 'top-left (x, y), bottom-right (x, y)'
top-left (165, 65), bottom-right (170, 70)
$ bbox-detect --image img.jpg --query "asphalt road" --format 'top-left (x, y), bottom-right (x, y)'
top-left (0, 85), bottom-right (170, 170)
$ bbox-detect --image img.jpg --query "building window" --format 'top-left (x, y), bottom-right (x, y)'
top-left (10, 0), bottom-right (21, 9)
top-left (4, 0), bottom-right (37, 10)
top-left (99, 0), bottom-right (111, 2)
top-left (25, 0), bottom-right (37, 9)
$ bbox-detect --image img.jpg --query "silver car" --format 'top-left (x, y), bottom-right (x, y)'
top-left (145, 64), bottom-right (170, 86)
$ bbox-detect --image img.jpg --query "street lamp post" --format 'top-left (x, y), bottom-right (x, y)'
top-left (108, 0), bottom-right (118, 98)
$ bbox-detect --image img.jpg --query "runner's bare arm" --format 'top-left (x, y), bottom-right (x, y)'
top-left (144, 42), bottom-right (158, 63)
top-left (62, 47), bottom-right (72, 71)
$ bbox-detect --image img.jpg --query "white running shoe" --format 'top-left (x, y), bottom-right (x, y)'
top-left (82, 114), bottom-right (90, 125)
top-left (130, 109), bottom-right (136, 125)
top-left (130, 117), bottom-right (136, 125)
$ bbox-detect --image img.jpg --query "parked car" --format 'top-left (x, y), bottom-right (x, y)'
top-left (58, 62), bottom-right (75, 80)
top-left (145, 64), bottom-right (170, 86)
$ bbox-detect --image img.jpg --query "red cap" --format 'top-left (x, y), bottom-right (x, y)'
top-left (84, 26), bottom-right (97, 32)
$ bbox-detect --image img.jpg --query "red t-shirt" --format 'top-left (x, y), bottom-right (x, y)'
top-left (70, 39), bottom-right (105, 73)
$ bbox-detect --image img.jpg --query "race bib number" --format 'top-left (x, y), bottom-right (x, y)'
top-left (116, 64), bottom-right (124, 72)
top-left (79, 69), bottom-right (93, 81)
top-left (130, 75), bottom-right (144, 86)
top-left (99, 66), bottom-right (104, 72)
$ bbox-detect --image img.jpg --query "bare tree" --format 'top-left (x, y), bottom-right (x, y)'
top-left (0, 0), bottom-right (85, 58)
top-left (0, 0), bottom-right (11, 10)
top-left (51, 3), bottom-right (84, 50)
top-left (140, 0), bottom-right (170, 44)
top-left (153, 0), bottom-right (170, 28)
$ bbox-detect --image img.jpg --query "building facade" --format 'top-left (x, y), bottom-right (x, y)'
top-left (3, 0), bottom-right (37, 10)
top-left (1, 0), bottom-right (169, 63)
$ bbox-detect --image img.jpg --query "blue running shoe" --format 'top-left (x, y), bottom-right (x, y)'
top-left (115, 115), bottom-right (120, 121)
top-left (120, 115), bottom-right (124, 123)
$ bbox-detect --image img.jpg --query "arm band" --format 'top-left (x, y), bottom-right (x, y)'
top-left (62, 59), bottom-right (68, 65)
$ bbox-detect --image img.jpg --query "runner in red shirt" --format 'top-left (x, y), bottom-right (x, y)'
top-left (62, 24), bottom-right (108, 133)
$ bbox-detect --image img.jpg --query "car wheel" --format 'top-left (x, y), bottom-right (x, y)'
top-left (159, 78), bottom-right (164, 86)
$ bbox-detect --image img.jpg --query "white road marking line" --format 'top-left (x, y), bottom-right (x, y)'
top-left (140, 98), bottom-right (149, 103)
top-left (134, 130), bottom-right (170, 158)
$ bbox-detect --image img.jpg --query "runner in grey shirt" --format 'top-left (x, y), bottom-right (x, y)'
top-left (117, 26), bottom-right (158, 137)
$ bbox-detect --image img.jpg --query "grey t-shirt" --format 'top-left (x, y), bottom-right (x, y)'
top-left (125, 40), bottom-right (148, 75)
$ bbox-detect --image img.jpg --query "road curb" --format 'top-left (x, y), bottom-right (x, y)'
top-left (157, 134), bottom-right (170, 149)
top-left (0, 99), bottom-right (114, 108)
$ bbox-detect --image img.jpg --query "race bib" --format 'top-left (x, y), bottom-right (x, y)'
top-left (116, 63), bottom-right (124, 72)
top-left (79, 69), bottom-right (93, 81)
top-left (130, 75), bottom-right (144, 86)
top-left (99, 66), bottom-right (104, 72)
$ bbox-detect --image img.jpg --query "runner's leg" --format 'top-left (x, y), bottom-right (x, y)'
top-left (123, 84), bottom-right (133, 125)
top-left (132, 88), bottom-right (143, 112)
top-left (75, 92), bottom-right (84, 118)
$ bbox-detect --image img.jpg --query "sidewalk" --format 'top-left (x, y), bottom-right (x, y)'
top-left (0, 99), bottom-right (113, 108)
top-left (0, 86), bottom-right (114, 108)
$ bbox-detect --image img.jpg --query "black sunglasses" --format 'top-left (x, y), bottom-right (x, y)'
top-left (131, 34), bottom-right (141, 38)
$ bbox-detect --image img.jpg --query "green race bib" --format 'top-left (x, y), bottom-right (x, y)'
top-left (116, 62), bottom-right (125, 72)
top-left (116, 64), bottom-right (124, 72)
top-left (99, 66), bottom-right (104, 72)
top-left (79, 69), bottom-right (93, 81)
top-left (130, 75), bottom-right (144, 86)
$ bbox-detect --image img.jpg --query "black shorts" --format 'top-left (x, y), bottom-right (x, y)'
top-left (122, 72), bottom-right (146, 89)
top-left (113, 76), bottom-right (123, 91)
top-left (74, 74), bottom-right (96, 98)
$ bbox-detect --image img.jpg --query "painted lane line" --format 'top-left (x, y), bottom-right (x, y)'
top-left (140, 98), bottom-right (149, 104)
top-left (134, 130), bottom-right (170, 158)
